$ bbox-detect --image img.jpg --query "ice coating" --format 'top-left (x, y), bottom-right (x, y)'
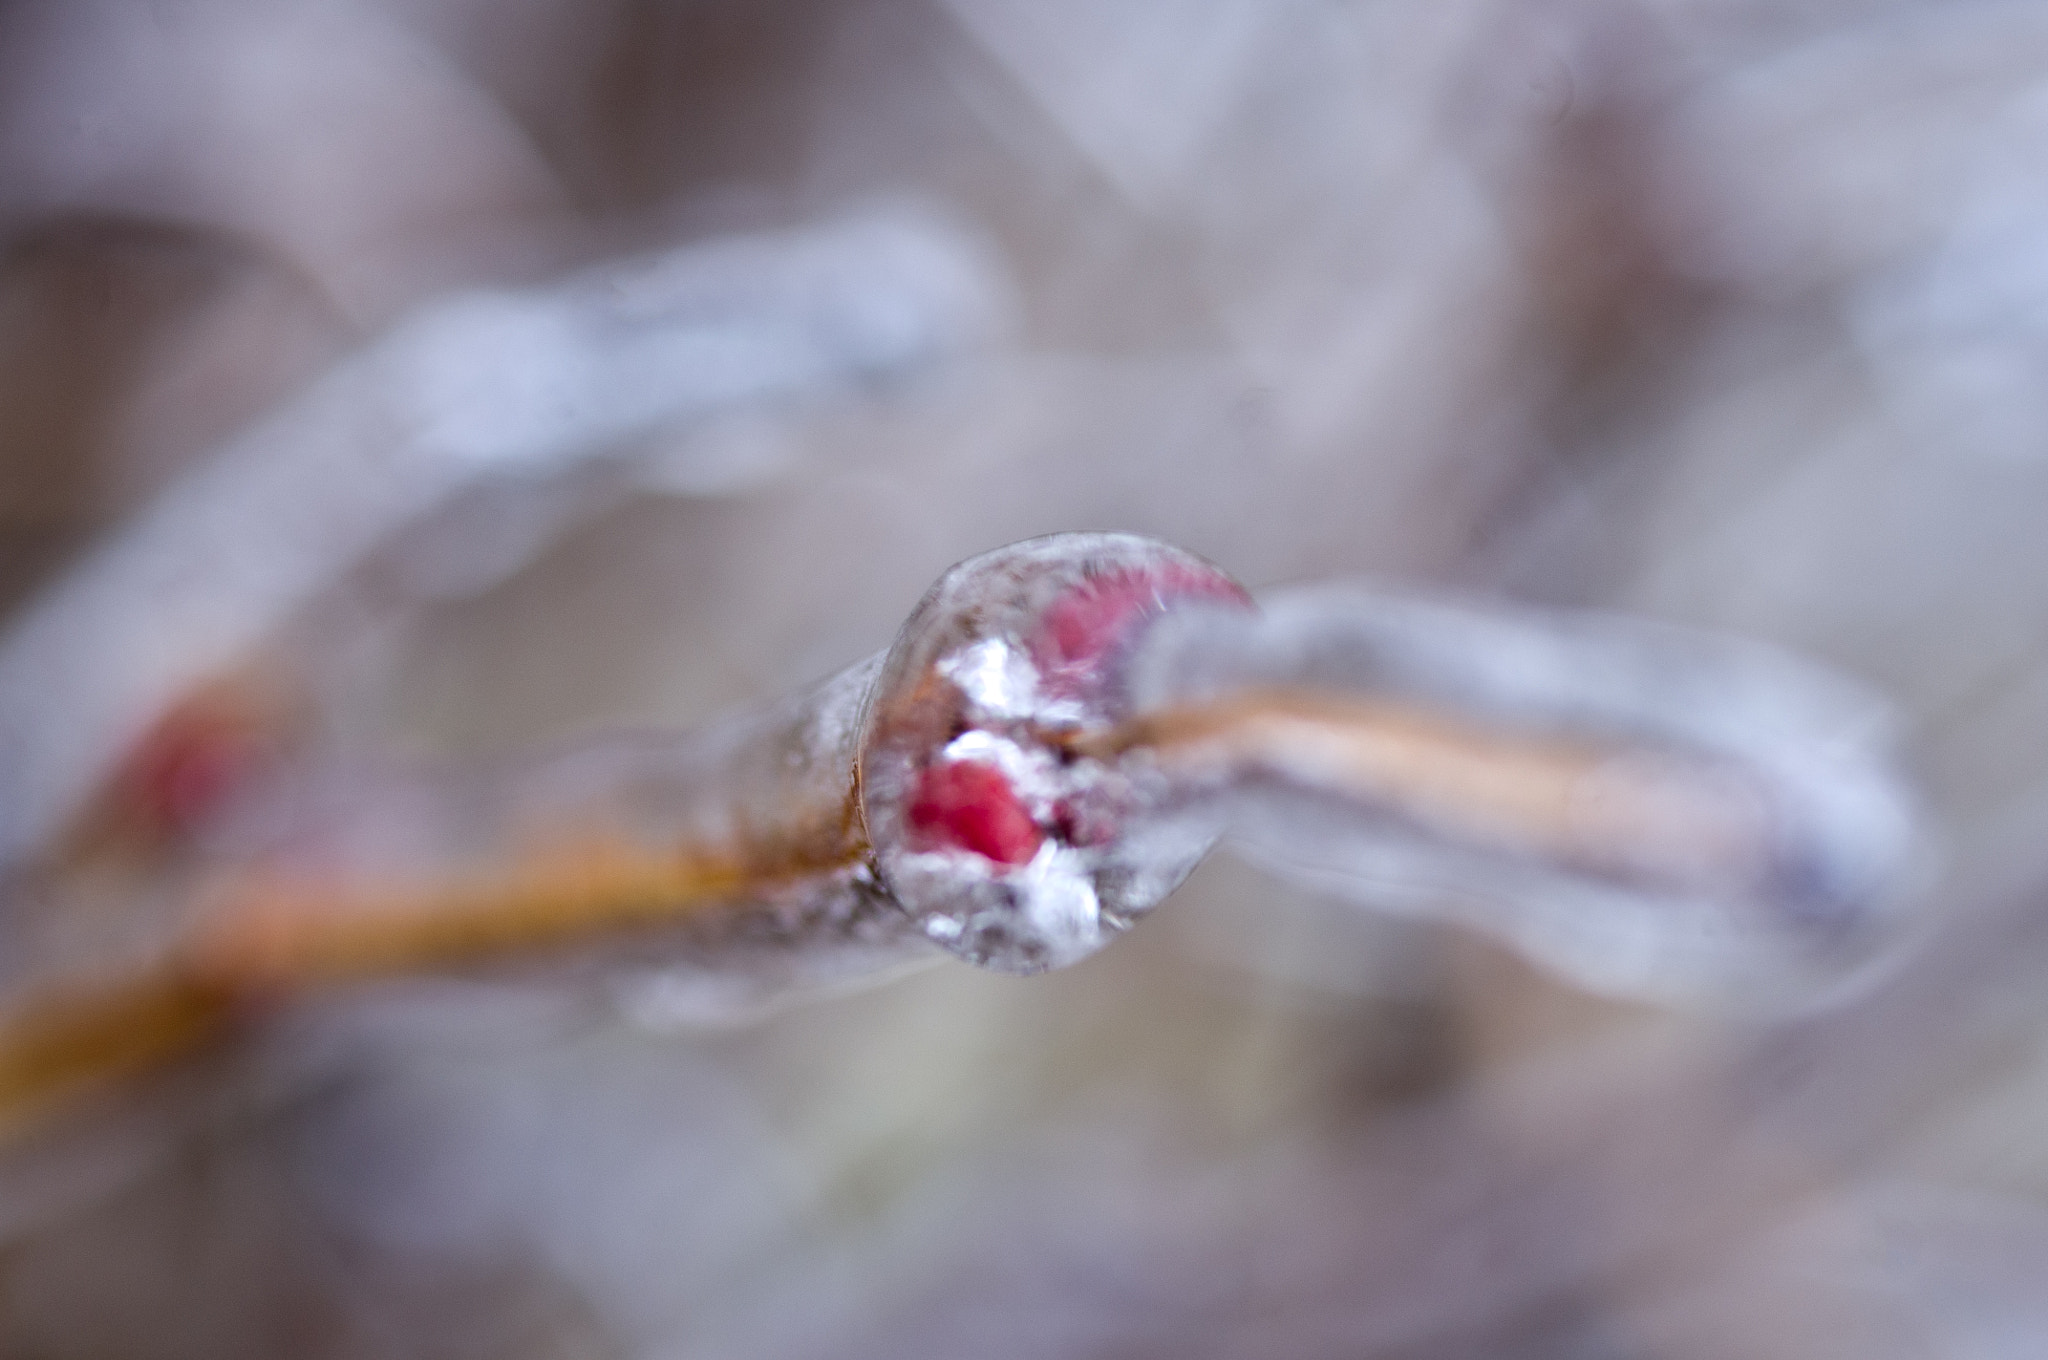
top-left (0, 533), bottom-right (1931, 1137)
top-left (1122, 585), bottom-right (1924, 1004)
top-left (0, 205), bottom-right (1006, 872)
top-left (1029, 562), bottom-right (1252, 700)
top-left (858, 534), bottom-right (1253, 972)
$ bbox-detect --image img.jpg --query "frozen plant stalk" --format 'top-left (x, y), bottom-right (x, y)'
top-left (0, 204), bottom-right (1005, 870)
top-left (0, 535), bottom-right (1250, 1127)
top-left (0, 534), bottom-right (1918, 1133)
top-left (1119, 585), bottom-right (1921, 1000)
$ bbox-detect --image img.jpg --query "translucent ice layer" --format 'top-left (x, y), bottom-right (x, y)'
top-left (859, 533), bottom-right (1253, 972)
top-left (0, 205), bottom-right (1005, 869)
top-left (0, 534), bottom-right (1925, 1135)
top-left (1122, 583), bottom-right (1922, 1003)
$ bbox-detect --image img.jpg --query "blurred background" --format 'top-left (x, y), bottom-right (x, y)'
top-left (5, 0), bottom-right (2048, 1355)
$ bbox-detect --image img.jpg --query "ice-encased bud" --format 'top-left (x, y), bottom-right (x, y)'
top-left (858, 534), bottom-right (1252, 973)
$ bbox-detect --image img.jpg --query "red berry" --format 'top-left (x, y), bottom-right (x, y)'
top-left (119, 704), bottom-right (264, 839)
top-left (906, 760), bottom-right (1044, 866)
top-left (1030, 563), bottom-right (1249, 694)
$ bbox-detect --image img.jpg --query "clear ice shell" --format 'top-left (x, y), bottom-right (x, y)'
top-left (1124, 584), bottom-right (1924, 1005)
top-left (0, 205), bottom-right (1005, 871)
top-left (858, 534), bottom-right (1247, 973)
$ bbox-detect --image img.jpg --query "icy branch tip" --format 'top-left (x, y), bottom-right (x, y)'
top-left (858, 534), bottom-right (1252, 974)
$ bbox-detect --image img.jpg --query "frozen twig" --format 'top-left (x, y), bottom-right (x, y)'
top-left (0, 533), bottom-right (1919, 1132)
top-left (1125, 586), bottom-right (1923, 1001)
top-left (0, 204), bottom-right (1006, 869)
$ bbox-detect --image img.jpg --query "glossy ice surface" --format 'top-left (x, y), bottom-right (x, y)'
top-left (860, 534), bottom-right (1253, 972)
top-left (1128, 586), bottom-right (1921, 1004)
